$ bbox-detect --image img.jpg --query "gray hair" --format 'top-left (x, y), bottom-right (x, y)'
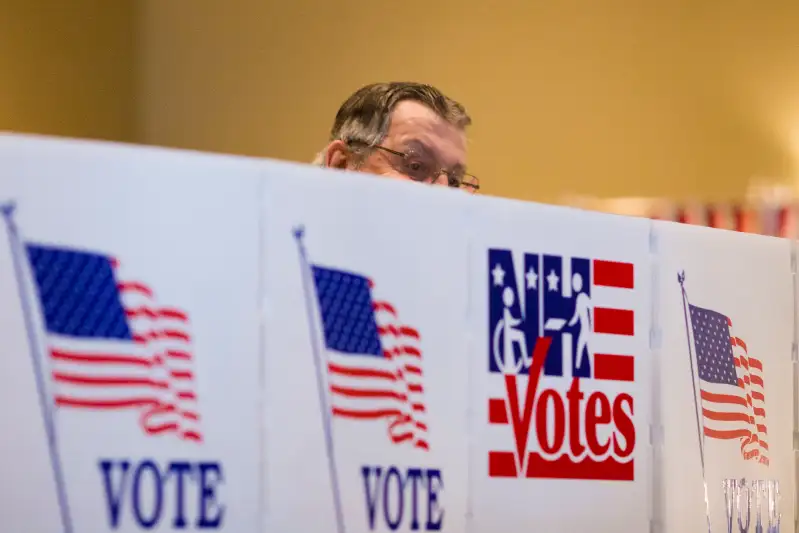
top-left (312, 82), bottom-right (471, 167)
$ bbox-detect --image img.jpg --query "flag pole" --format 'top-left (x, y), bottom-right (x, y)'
top-left (293, 226), bottom-right (346, 533)
top-left (1, 202), bottom-right (74, 533)
top-left (678, 271), bottom-right (711, 533)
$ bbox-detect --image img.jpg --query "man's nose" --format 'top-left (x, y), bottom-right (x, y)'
top-left (430, 171), bottom-right (449, 187)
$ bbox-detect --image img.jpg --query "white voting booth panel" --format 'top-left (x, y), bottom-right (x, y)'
top-left (654, 223), bottom-right (796, 532)
top-left (0, 136), bottom-right (263, 532)
top-left (0, 133), bottom-right (795, 533)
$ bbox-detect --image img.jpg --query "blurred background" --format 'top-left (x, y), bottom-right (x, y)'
top-left (5, 0), bottom-right (799, 230)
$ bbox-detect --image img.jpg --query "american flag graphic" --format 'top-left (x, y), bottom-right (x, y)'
top-left (311, 266), bottom-right (428, 450)
top-left (689, 304), bottom-right (768, 465)
top-left (26, 244), bottom-right (202, 442)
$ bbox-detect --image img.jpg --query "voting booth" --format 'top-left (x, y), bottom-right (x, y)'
top-left (0, 133), bottom-right (795, 532)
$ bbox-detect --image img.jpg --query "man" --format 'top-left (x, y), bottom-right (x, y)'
top-left (313, 82), bottom-right (479, 192)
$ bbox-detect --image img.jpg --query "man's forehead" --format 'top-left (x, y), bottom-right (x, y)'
top-left (386, 101), bottom-right (467, 163)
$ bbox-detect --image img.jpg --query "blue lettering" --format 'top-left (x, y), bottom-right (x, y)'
top-left (169, 461), bottom-right (194, 528)
top-left (360, 465), bottom-right (443, 531)
top-left (426, 469), bottom-right (443, 530)
top-left (383, 467), bottom-right (404, 530)
top-left (99, 459), bottom-right (224, 530)
top-left (100, 459), bottom-right (130, 528)
top-left (132, 460), bottom-right (163, 529)
top-left (361, 466), bottom-right (383, 529)
top-left (406, 468), bottom-right (423, 530)
top-left (197, 462), bottom-right (225, 528)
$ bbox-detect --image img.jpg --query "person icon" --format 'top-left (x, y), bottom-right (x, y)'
top-left (567, 273), bottom-right (592, 373)
top-left (492, 287), bottom-right (529, 374)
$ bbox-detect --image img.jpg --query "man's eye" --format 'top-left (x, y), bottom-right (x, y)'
top-left (405, 159), bottom-right (431, 175)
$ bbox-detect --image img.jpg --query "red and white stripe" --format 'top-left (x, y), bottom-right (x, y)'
top-left (591, 259), bottom-right (636, 382)
top-left (49, 260), bottom-right (201, 442)
top-left (327, 284), bottom-right (429, 450)
top-left (700, 319), bottom-right (768, 465)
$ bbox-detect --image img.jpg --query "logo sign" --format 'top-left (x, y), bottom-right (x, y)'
top-left (486, 249), bottom-right (636, 481)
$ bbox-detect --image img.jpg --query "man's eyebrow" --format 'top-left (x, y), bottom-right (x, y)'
top-left (403, 139), bottom-right (431, 154)
top-left (404, 139), bottom-right (466, 170)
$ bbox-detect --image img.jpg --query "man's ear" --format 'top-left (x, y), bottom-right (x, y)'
top-left (324, 140), bottom-right (351, 169)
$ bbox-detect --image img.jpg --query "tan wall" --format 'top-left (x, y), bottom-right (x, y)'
top-left (137, 1), bottom-right (799, 203)
top-left (5, 2), bottom-right (799, 204)
top-left (0, 0), bottom-right (137, 142)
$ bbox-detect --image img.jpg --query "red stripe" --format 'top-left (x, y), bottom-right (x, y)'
top-left (373, 301), bottom-right (397, 315)
top-left (593, 308), bottom-right (634, 335)
top-left (117, 281), bottom-right (153, 297)
top-left (592, 260), bottom-right (634, 289)
top-left (403, 364), bottom-right (422, 375)
top-left (125, 307), bottom-right (189, 321)
top-left (488, 398), bottom-right (508, 424)
top-left (732, 337), bottom-right (748, 352)
top-left (390, 432), bottom-right (414, 444)
top-left (376, 322), bottom-right (421, 340)
top-left (525, 452), bottom-right (634, 481)
top-left (167, 350), bottom-right (192, 361)
top-left (705, 427), bottom-right (750, 439)
top-left (328, 362), bottom-right (396, 381)
top-left (332, 407), bottom-right (402, 419)
top-left (702, 408), bottom-right (751, 423)
top-left (132, 329), bottom-right (191, 343)
top-left (593, 354), bottom-right (634, 381)
top-left (382, 345), bottom-right (421, 358)
top-left (182, 431), bottom-right (202, 442)
top-left (488, 451), bottom-right (518, 477)
top-left (55, 397), bottom-right (157, 409)
top-left (330, 385), bottom-right (407, 401)
top-left (400, 327), bottom-right (420, 339)
top-left (378, 325), bottom-right (421, 342)
top-left (144, 422), bottom-right (179, 435)
top-left (51, 349), bottom-right (152, 367)
top-left (700, 389), bottom-right (748, 407)
top-left (53, 372), bottom-right (168, 389)
top-left (160, 308), bottom-right (188, 320)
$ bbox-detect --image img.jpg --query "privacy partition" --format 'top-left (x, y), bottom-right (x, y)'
top-left (0, 133), bottom-right (794, 533)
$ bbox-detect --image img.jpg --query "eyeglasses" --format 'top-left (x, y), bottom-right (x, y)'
top-left (347, 140), bottom-right (479, 192)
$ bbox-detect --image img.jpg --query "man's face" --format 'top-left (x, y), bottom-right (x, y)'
top-left (330, 101), bottom-right (468, 187)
